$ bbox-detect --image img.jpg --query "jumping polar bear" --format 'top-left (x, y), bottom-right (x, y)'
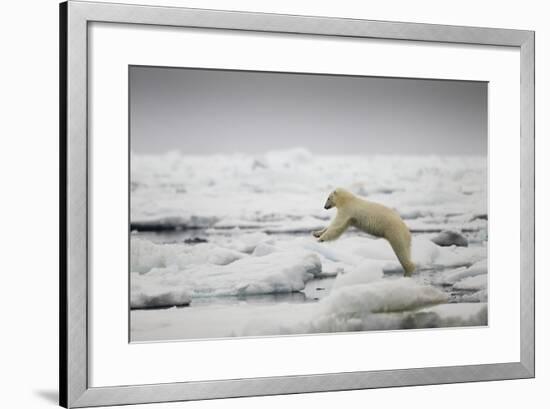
top-left (313, 188), bottom-right (416, 276)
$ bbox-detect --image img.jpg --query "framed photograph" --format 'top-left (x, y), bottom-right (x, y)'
top-left (60, 1), bottom-right (534, 407)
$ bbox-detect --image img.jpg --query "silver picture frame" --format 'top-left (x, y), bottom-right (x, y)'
top-left (60, 1), bottom-right (535, 407)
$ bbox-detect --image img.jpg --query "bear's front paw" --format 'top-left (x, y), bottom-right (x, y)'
top-left (317, 237), bottom-right (325, 243)
top-left (312, 230), bottom-right (323, 238)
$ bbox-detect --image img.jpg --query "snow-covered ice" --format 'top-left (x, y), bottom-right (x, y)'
top-left (436, 260), bottom-right (488, 285)
top-left (131, 238), bottom-right (322, 300)
top-left (130, 149), bottom-right (488, 340)
top-left (131, 149), bottom-right (487, 234)
top-left (453, 274), bottom-right (488, 291)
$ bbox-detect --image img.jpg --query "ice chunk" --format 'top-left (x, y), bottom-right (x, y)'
top-left (252, 242), bottom-right (280, 256)
top-left (225, 232), bottom-right (271, 253)
top-left (189, 250), bottom-right (322, 297)
top-left (270, 278), bottom-right (448, 335)
top-left (319, 278), bottom-right (448, 317)
top-left (404, 303), bottom-right (488, 328)
top-left (264, 216), bottom-right (326, 234)
top-left (331, 261), bottom-right (384, 290)
top-left (131, 238), bottom-right (245, 274)
top-left (431, 230), bottom-right (469, 247)
top-left (234, 278), bottom-right (449, 336)
top-left (461, 289), bottom-right (488, 302)
top-left (437, 259), bottom-right (487, 285)
top-left (453, 274), bottom-right (487, 291)
top-left (131, 271), bottom-right (191, 309)
top-left (411, 237), bottom-right (441, 265)
top-left (130, 248), bottom-right (322, 308)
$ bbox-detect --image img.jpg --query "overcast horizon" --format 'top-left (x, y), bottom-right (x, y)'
top-left (129, 66), bottom-right (488, 156)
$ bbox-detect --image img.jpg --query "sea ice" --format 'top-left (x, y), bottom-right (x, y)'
top-left (129, 149), bottom-right (488, 338)
top-left (436, 259), bottom-right (488, 285)
top-left (453, 274), bottom-right (488, 291)
top-left (130, 150), bottom-right (487, 235)
top-left (131, 238), bottom-right (246, 274)
top-left (131, 237), bottom-right (323, 303)
top-left (131, 273), bottom-right (191, 309)
top-left (131, 278), bottom-right (490, 340)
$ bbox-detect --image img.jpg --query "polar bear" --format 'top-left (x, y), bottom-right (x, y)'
top-left (313, 188), bottom-right (416, 276)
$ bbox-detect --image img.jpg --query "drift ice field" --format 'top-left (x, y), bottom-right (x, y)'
top-left (130, 148), bottom-right (488, 341)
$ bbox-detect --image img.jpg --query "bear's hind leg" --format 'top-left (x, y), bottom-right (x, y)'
top-left (387, 234), bottom-right (415, 277)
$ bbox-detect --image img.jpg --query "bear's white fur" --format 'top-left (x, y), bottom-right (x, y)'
top-left (313, 188), bottom-right (415, 276)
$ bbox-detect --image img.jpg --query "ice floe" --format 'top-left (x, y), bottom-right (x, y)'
top-left (131, 239), bottom-right (246, 274)
top-left (436, 260), bottom-right (488, 285)
top-left (453, 274), bottom-right (488, 291)
top-left (131, 274), bottom-right (191, 309)
top-left (131, 283), bottom-right (487, 340)
top-left (131, 237), bottom-right (322, 300)
top-left (130, 232), bottom-right (486, 309)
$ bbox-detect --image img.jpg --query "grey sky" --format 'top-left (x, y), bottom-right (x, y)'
top-left (129, 66), bottom-right (487, 155)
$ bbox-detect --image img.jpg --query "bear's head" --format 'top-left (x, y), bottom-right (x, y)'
top-left (324, 188), bottom-right (354, 209)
